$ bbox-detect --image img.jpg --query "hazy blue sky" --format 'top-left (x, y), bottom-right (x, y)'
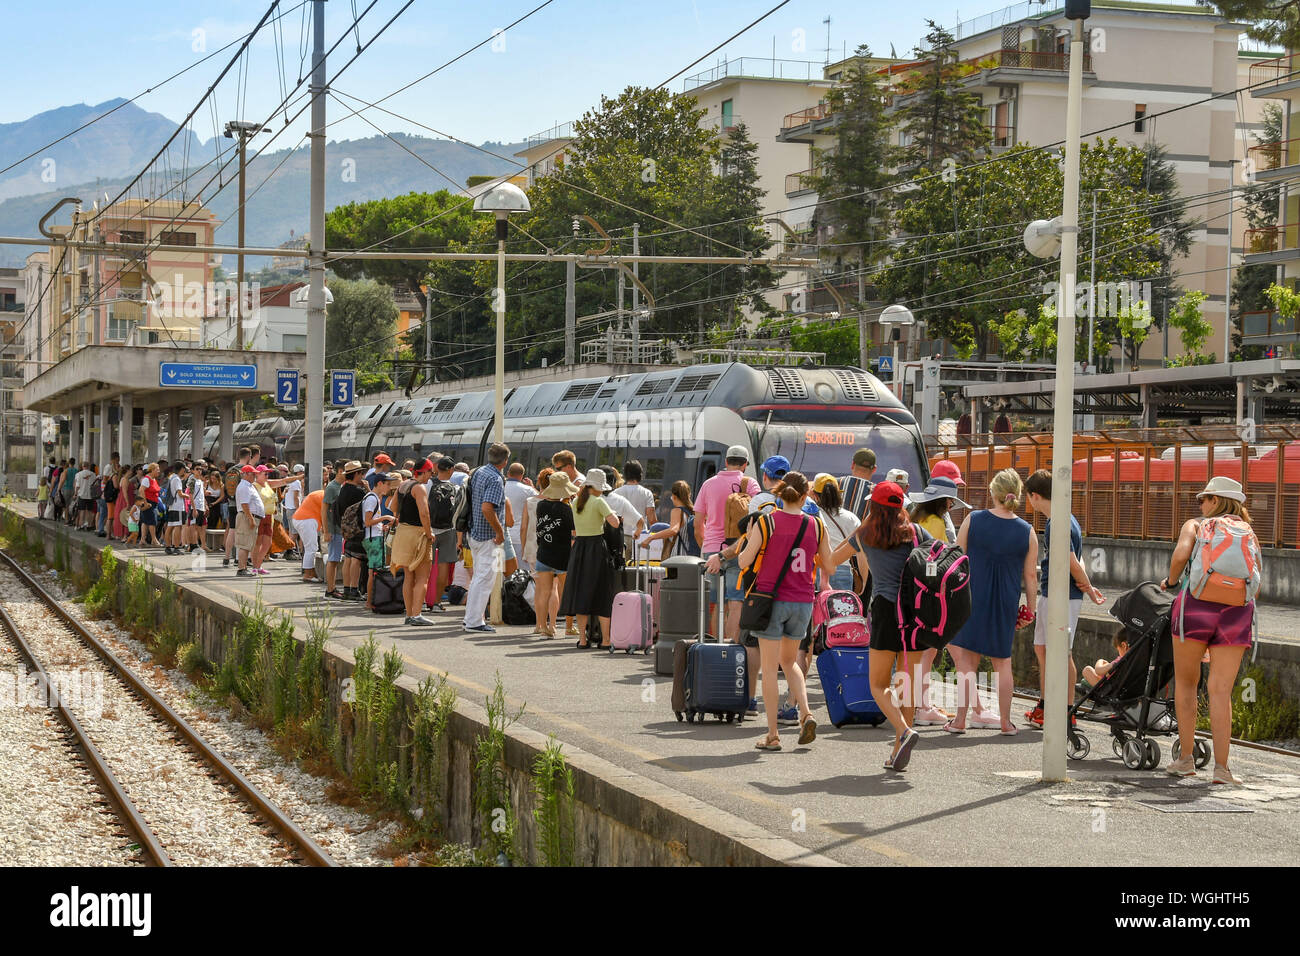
top-left (2, 0), bottom-right (978, 145)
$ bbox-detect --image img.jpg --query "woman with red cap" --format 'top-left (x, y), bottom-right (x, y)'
top-left (830, 480), bottom-right (934, 771)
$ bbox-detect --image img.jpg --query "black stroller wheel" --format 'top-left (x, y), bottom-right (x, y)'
top-left (1112, 736), bottom-right (1126, 758)
top-left (1066, 731), bottom-right (1090, 761)
top-left (1193, 738), bottom-right (1212, 768)
top-left (1141, 738), bottom-right (1161, 770)
top-left (1122, 738), bottom-right (1145, 770)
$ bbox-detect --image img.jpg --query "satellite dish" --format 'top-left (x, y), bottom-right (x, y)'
top-left (1024, 218), bottom-right (1062, 258)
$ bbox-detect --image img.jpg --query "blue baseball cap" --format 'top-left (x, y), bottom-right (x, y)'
top-left (760, 455), bottom-right (791, 479)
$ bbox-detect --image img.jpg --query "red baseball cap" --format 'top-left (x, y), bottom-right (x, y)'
top-left (375, 453), bottom-right (394, 465)
top-left (931, 459), bottom-right (966, 486)
top-left (413, 458), bottom-right (434, 474)
top-left (240, 465), bottom-right (256, 474)
top-left (870, 480), bottom-right (906, 509)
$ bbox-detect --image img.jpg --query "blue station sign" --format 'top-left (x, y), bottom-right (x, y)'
top-left (159, 362), bottom-right (259, 389)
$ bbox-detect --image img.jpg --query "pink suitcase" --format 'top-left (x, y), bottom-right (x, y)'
top-left (610, 543), bottom-right (654, 655)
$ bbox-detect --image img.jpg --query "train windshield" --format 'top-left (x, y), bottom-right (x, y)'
top-left (757, 422), bottom-right (926, 486)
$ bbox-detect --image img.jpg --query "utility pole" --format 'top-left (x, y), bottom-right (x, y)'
top-left (1224, 160), bottom-right (1236, 362)
top-left (224, 120), bottom-right (267, 351)
top-left (616, 264), bottom-right (625, 363)
top-left (423, 284), bottom-right (432, 374)
top-left (631, 223), bottom-right (640, 364)
top-left (304, 0), bottom-right (326, 493)
top-left (564, 219), bottom-right (577, 365)
top-left (92, 222), bottom-right (102, 347)
top-left (1042, 4), bottom-right (1088, 783)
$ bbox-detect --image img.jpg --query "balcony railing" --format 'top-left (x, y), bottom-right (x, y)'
top-left (781, 102), bottom-right (833, 130)
top-left (682, 58), bottom-right (824, 91)
top-left (785, 168), bottom-right (817, 194)
top-left (1245, 137), bottom-right (1300, 174)
top-left (1240, 309), bottom-right (1298, 341)
top-left (967, 48), bottom-right (1092, 74)
top-left (990, 124), bottom-right (1015, 148)
top-left (1249, 52), bottom-right (1300, 89)
top-left (524, 121), bottom-right (574, 150)
top-left (1243, 225), bottom-right (1300, 254)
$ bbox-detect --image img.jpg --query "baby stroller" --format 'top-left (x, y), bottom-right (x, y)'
top-left (1065, 581), bottom-right (1211, 771)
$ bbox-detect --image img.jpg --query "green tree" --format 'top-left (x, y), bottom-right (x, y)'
top-left (1233, 102), bottom-right (1283, 359)
top-left (1165, 289), bottom-right (1214, 365)
top-left (1205, 2), bottom-right (1300, 49)
top-left (325, 278), bottom-right (399, 391)
top-left (893, 22), bottom-right (991, 169)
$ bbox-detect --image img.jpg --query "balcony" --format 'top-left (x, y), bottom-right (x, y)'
top-left (965, 47), bottom-right (1091, 75)
top-left (1240, 309), bottom-right (1299, 345)
top-left (702, 113), bottom-right (745, 134)
top-left (990, 124), bottom-right (1016, 150)
top-left (1246, 137), bottom-right (1300, 182)
top-left (1249, 52), bottom-right (1300, 95)
top-left (782, 102), bottom-right (832, 129)
top-left (682, 58), bottom-right (824, 92)
top-left (1242, 224), bottom-right (1300, 265)
top-left (785, 168), bottom-right (817, 196)
top-left (524, 121), bottom-right (574, 151)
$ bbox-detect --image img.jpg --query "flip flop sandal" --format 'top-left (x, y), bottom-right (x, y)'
top-left (942, 719), bottom-right (966, 734)
top-left (755, 738), bottom-right (782, 751)
top-left (1000, 724), bottom-right (1019, 736)
top-left (798, 717), bottom-right (817, 746)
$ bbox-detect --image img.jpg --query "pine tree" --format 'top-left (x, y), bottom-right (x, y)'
top-left (893, 21), bottom-right (991, 169)
top-left (1204, 2), bottom-right (1300, 49)
top-left (1232, 102), bottom-right (1283, 359)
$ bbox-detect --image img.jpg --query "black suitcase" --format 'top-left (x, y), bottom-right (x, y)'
top-left (671, 572), bottom-right (747, 723)
top-left (371, 568), bottom-right (406, 614)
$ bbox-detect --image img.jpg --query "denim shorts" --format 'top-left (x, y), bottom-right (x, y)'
top-left (752, 600), bottom-right (813, 641)
top-left (534, 559), bottom-right (563, 574)
top-left (703, 551), bottom-right (744, 602)
top-left (327, 533), bottom-right (344, 563)
top-left (502, 532), bottom-right (516, 560)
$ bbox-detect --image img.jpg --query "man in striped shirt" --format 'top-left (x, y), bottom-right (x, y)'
top-left (839, 448), bottom-right (876, 522)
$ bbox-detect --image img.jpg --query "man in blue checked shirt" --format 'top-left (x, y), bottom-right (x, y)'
top-left (463, 442), bottom-right (510, 633)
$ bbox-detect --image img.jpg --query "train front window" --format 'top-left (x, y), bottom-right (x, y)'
top-left (757, 423), bottom-right (925, 485)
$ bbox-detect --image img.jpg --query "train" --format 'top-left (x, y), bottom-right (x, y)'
top-left (171, 362), bottom-right (930, 518)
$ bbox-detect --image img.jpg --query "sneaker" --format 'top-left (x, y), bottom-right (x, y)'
top-left (776, 704), bottom-right (800, 725)
top-left (255, 568), bottom-right (271, 576)
top-left (222, 558), bottom-right (230, 567)
top-left (424, 603), bottom-right (446, 613)
top-left (745, 697), bottom-right (760, 717)
top-left (913, 705), bottom-right (949, 726)
top-left (405, 616), bottom-right (436, 627)
top-left (1212, 765), bottom-right (1243, 787)
top-left (235, 569), bottom-right (253, 577)
top-left (463, 623), bottom-right (496, 633)
top-left (968, 713), bottom-right (1003, 730)
top-left (342, 588), bottom-right (363, 600)
top-left (1166, 756), bottom-right (1197, 777)
top-left (890, 729), bottom-right (920, 772)
top-left (1025, 703), bottom-right (1045, 727)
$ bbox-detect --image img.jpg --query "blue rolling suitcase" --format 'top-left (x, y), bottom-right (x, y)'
top-left (816, 648), bottom-right (886, 727)
top-left (672, 572), bottom-right (748, 723)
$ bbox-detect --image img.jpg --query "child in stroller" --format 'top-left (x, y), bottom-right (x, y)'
top-left (1065, 581), bottom-right (1211, 771)
top-left (1081, 632), bottom-right (1129, 690)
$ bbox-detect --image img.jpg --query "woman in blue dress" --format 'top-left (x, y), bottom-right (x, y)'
top-left (946, 469), bottom-right (1039, 735)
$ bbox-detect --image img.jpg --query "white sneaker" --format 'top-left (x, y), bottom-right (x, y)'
top-left (912, 705), bottom-right (948, 726)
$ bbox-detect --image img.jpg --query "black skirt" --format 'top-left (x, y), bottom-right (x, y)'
top-left (558, 535), bottom-right (617, 618)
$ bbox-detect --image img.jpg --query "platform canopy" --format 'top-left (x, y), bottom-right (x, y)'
top-left (23, 345), bottom-right (309, 415)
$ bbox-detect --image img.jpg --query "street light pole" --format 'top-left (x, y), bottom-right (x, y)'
top-left (1225, 160), bottom-right (1236, 362)
top-left (304, 0), bottom-right (326, 494)
top-left (224, 120), bottom-right (267, 352)
top-left (1042, 9), bottom-right (1088, 783)
top-left (495, 215), bottom-right (506, 444)
top-left (1087, 188), bottom-right (1107, 372)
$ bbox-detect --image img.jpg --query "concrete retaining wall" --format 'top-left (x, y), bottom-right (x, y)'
top-left (1083, 535), bottom-right (1300, 605)
top-left (3, 506), bottom-right (835, 868)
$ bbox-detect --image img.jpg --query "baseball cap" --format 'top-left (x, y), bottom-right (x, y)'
top-left (255, 464), bottom-right (272, 473)
top-left (852, 448), bottom-right (877, 469)
top-left (870, 480), bottom-right (906, 509)
top-left (812, 473), bottom-right (839, 494)
top-left (885, 468), bottom-right (910, 486)
top-left (760, 455), bottom-right (790, 479)
top-left (371, 471), bottom-right (392, 483)
top-left (930, 459), bottom-right (966, 486)
top-left (293, 464), bottom-right (304, 473)
top-left (725, 444), bottom-right (749, 463)
top-left (437, 456), bottom-right (455, 470)
top-left (240, 465), bottom-right (256, 474)
top-left (375, 453), bottom-right (394, 466)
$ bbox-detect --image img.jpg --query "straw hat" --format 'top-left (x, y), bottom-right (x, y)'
top-left (542, 473), bottom-right (579, 499)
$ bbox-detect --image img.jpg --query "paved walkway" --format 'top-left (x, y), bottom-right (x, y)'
top-left (16, 504), bottom-right (1300, 867)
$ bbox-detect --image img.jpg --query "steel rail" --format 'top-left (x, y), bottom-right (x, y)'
top-left (0, 549), bottom-right (337, 867)
top-left (0, 600), bottom-right (172, 866)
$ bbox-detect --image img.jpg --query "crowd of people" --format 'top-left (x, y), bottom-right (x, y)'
top-left (39, 436), bottom-right (1255, 783)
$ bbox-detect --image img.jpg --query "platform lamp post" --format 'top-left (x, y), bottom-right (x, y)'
top-left (473, 182), bottom-right (531, 446)
top-left (879, 304), bottom-right (914, 399)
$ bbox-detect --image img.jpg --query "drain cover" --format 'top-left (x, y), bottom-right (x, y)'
top-left (1136, 797), bottom-right (1254, 813)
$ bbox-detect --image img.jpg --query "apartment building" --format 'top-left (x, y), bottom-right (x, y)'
top-left (780, 1), bottom-right (1261, 365)
top-left (1238, 47), bottom-right (1300, 355)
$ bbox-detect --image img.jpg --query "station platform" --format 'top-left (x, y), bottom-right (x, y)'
top-left (11, 502), bottom-right (1300, 867)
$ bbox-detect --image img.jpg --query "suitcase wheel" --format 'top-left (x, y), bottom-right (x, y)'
top-left (724, 713), bottom-right (732, 723)
top-left (643, 646), bottom-right (651, 656)
top-left (833, 720), bottom-right (844, 728)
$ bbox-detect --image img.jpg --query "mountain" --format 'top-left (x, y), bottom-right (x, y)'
top-left (0, 99), bottom-right (207, 203)
top-left (0, 101), bottom-right (527, 267)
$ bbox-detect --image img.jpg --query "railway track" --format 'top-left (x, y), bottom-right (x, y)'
top-left (0, 550), bottom-right (336, 867)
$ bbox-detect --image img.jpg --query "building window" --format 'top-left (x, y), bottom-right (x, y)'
top-left (1134, 104), bottom-right (1146, 134)
top-left (282, 333), bottom-right (307, 352)
top-left (721, 99), bottom-right (734, 130)
top-left (158, 230), bottom-right (196, 246)
top-left (118, 230), bottom-right (145, 244)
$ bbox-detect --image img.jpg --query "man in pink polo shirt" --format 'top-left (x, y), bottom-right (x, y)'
top-left (698, 445), bottom-right (761, 645)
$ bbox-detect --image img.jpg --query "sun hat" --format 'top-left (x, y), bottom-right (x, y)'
top-left (542, 473), bottom-right (579, 499)
top-left (910, 476), bottom-right (972, 509)
top-left (725, 444), bottom-right (749, 463)
top-left (812, 473), bottom-right (839, 494)
top-left (870, 480), bottom-right (906, 509)
top-left (931, 459), bottom-right (966, 486)
top-left (343, 460), bottom-right (364, 475)
top-left (761, 455), bottom-right (791, 480)
top-left (885, 468), bottom-right (910, 487)
top-left (584, 468), bottom-right (609, 492)
top-left (1196, 476), bottom-right (1246, 503)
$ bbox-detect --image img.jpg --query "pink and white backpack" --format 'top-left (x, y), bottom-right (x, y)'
top-left (812, 588), bottom-right (870, 651)
top-left (1185, 515), bottom-right (1261, 608)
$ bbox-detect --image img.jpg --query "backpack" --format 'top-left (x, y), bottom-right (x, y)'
top-left (723, 482), bottom-right (752, 541)
top-left (1184, 515), bottom-right (1261, 609)
top-left (501, 570), bottom-right (536, 626)
top-left (103, 479), bottom-right (119, 504)
top-left (452, 469), bottom-right (480, 534)
top-left (896, 533), bottom-right (972, 657)
top-left (89, 476), bottom-right (103, 499)
top-left (674, 509), bottom-right (700, 557)
top-left (812, 588), bottom-right (870, 654)
top-left (429, 479), bottom-right (460, 530)
top-left (340, 499), bottom-right (365, 541)
top-left (161, 478), bottom-right (175, 510)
